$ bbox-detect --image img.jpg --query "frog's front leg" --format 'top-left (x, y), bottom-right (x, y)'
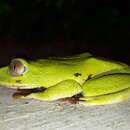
top-left (15, 80), bottom-right (82, 101)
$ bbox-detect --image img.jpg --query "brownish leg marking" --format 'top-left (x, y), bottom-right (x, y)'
top-left (58, 97), bottom-right (78, 104)
top-left (13, 87), bottom-right (46, 99)
top-left (13, 89), bottom-right (33, 99)
top-left (58, 93), bottom-right (84, 104)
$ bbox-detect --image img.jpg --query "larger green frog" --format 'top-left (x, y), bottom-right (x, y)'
top-left (0, 52), bottom-right (130, 106)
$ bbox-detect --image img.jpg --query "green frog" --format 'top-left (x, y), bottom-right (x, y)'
top-left (0, 52), bottom-right (130, 106)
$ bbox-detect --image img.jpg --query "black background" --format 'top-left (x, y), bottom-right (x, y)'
top-left (0, 0), bottom-right (130, 66)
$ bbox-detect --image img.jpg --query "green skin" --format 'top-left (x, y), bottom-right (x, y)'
top-left (0, 52), bottom-right (130, 106)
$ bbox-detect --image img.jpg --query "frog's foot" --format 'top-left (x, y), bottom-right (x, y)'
top-left (58, 97), bottom-right (78, 104)
top-left (58, 93), bottom-right (84, 104)
top-left (13, 87), bottom-right (46, 99)
top-left (79, 88), bottom-right (130, 106)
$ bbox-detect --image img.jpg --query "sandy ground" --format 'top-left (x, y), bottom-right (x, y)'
top-left (0, 86), bottom-right (130, 130)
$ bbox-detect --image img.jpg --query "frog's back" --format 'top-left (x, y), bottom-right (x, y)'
top-left (27, 53), bottom-right (93, 87)
top-left (29, 53), bottom-right (130, 87)
top-left (48, 52), bottom-right (92, 60)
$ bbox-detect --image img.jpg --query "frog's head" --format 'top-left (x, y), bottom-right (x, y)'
top-left (0, 58), bottom-right (39, 89)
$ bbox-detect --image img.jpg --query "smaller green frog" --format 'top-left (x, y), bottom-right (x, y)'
top-left (0, 52), bottom-right (130, 106)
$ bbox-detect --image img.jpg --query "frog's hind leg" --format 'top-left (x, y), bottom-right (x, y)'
top-left (79, 87), bottom-right (130, 106)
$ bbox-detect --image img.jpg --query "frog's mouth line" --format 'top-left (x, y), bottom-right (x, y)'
top-left (13, 87), bottom-right (46, 99)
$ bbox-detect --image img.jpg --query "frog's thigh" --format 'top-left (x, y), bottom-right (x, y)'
top-left (29, 80), bottom-right (82, 101)
top-left (79, 88), bottom-right (130, 106)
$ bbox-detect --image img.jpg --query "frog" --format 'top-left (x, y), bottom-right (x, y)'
top-left (0, 52), bottom-right (130, 106)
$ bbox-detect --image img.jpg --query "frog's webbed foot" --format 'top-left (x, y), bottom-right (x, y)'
top-left (13, 87), bottom-right (46, 99)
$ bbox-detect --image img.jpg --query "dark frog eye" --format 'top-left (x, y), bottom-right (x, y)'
top-left (9, 59), bottom-right (28, 77)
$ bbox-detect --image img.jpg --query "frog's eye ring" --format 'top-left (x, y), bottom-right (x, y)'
top-left (9, 59), bottom-right (28, 77)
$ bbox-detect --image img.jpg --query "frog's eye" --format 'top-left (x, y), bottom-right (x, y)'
top-left (9, 59), bottom-right (28, 77)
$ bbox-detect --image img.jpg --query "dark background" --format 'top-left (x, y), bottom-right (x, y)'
top-left (0, 0), bottom-right (130, 66)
